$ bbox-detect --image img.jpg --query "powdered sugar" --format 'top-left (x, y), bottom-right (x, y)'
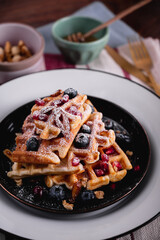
top-left (53, 108), bottom-right (70, 139)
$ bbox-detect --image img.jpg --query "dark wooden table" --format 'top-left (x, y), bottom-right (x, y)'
top-left (0, 0), bottom-right (160, 39)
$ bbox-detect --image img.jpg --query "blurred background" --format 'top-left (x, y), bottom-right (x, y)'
top-left (0, 0), bottom-right (160, 38)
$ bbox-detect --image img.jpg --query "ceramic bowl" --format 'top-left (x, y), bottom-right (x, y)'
top-left (0, 23), bottom-right (45, 84)
top-left (51, 16), bottom-right (109, 65)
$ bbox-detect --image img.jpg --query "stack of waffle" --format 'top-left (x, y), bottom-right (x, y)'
top-left (4, 88), bottom-right (132, 201)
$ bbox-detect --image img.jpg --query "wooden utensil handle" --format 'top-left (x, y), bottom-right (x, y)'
top-left (146, 70), bottom-right (160, 96)
top-left (84, 0), bottom-right (152, 39)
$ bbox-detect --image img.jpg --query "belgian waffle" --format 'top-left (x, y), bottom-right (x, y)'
top-left (4, 89), bottom-right (133, 208)
top-left (68, 111), bottom-right (115, 165)
top-left (31, 89), bottom-right (88, 141)
top-left (86, 142), bottom-right (132, 190)
top-left (45, 172), bottom-right (88, 202)
top-left (6, 157), bottom-right (84, 180)
top-left (44, 111), bottom-right (116, 191)
top-left (45, 173), bottom-right (80, 190)
top-left (8, 92), bottom-right (91, 165)
top-left (40, 102), bottom-right (91, 159)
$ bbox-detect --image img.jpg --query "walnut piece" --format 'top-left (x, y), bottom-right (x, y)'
top-left (0, 47), bottom-right (4, 62)
top-left (15, 179), bottom-right (22, 186)
top-left (94, 191), bottom-right (104, 199)
top-left (126, 150), bottom-right (133, 156)
top-left (62, 200), bottom-right (74, 210)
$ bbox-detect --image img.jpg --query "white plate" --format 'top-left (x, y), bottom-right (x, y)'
top-left (0, 69), bottom-right (160, 240)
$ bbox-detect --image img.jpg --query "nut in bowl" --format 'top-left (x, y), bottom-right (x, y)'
top-left (0, 23), bottom-right (45, 84)
top-left (51, 16), bottom-right (109, 65)
top-left (0, 40), bottom-right (32, 63)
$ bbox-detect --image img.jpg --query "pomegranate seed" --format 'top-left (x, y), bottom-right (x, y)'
top-left (105, 146), bottom-right (115, 155)
top-left (39, 113), bottom-right (48, 121)
top-left (110, 183), bottom-right (116, 190)
top-left (33, 186), bottom-right (43, 198)
top-left (67, 106), bottom-right (82, 118)
top-left (33, 111), bottom-right (40, 120)
top-left (35, 98), bottom-right (45, 106)
top-left (134, 165), bottom-right (140, 171)
top-left (62, 94), bottom-right (69, 103)
top-left (95, 168), bottom-right (104, 177)
top-left (101, 154), bottom-right (109, 162)
top-left (72, 157), bottom-right (80, 166)
top-left (56, 99), bottom-right (63, 106)
top-left (51, 99), bottom-right (63, 107)
top-left (112, 161), bottom-right (122, 171)
top-left (67, 106), bottom-right (78, 115)
top-left (99, 161), bottom-right (109, 173)
top-left (50, 101), bottom-right (55, 106)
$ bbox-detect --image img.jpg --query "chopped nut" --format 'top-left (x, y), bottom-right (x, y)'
top-left (62, 200), bottom-right (74, 210)
top-left (0, 40), bottom-right (32, 63)
top-left (126, 150), bottom-right (133, 156)
top-left (0, 47), bottom-right (4, 62)
top-left (11, 46), bottom-right (20, 56)
top-left (4, 41), bottom-right (11, 54)
top-left (5, 53), bottom-right (12, 62)
top-left (15, 179), bottom-right (22, 186)
top-left (94, 191), bottom-right (104, 199)
top-left (21, 45), bottom-right (32, 57)
top-left (18, 40), bottom-right (25, 48)
top-left (44, 175), bottom-right (54, 188)
top-left (12, 55), bottom-right (22, 62)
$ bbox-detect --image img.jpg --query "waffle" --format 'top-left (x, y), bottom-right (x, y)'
top-left (6, 115), bottom-right (60, 165)
top-left (4, 89), bottom-right (133, 206)
top-left (41, 102), bottom-right (91, 159)
top-left (8, 92), bottom-right (92, 165)
top-left (44, 111), bottom-right (116, 190)
top-left (45, 172), bottom-right (88, 202)
top-left (86, 142), bottom-right (132, 190)
top-left (31, 89), bottom-right (88, 140)
top-left (45, 173), bottom-right (80, 190)
top-left (68, 111), bottom-right (115, 165)
top-left (6, 150), bottom-right (84, 180)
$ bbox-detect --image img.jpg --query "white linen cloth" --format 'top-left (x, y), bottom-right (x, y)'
top-left (77, 37), bottom-right (160, 91)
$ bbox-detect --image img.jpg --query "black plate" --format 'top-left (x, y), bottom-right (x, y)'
top-left (0, 96), bottom-right (150, 214)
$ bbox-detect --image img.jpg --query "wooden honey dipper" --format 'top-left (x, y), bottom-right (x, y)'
top-left (66, 0), bottom-right (152, 42)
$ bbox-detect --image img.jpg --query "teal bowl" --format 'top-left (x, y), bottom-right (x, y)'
top-left (51, 16), bottom-right (109, 65)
